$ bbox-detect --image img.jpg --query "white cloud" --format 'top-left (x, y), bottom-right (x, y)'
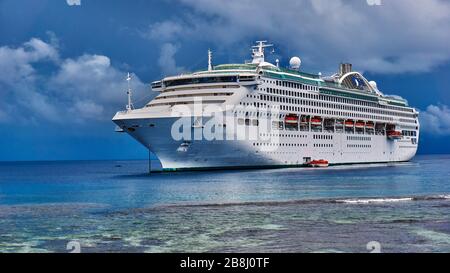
top-left (146, 0), bottom-right (450, 74)
top-left (70, 100), bottom-right (105, 120)
top-left (50, 54), bottom-right (149, 122)
top-left (144, 21), bottom-right (186, 41)
top-left (141, 22), bottom-right (187, 76)
top-left (158, 43), bottom-right (185, 76)
top-left (66, 0), bottom-right (81, 6)
top-left (0, 37), bottom-right (59, 85)
top-left (0, 37), bottom-right (61, 123)
top-left (0, 37), bottom-right (149, 124)
top-left (420, 105), bottom-right (450, 136)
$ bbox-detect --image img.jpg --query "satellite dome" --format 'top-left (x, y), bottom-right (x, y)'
top-left (369, 81), bottom-right (378, 90)
top-left (289, 57), bottom-right (301, 70)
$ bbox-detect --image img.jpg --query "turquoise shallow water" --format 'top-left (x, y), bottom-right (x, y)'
top-left (0, 155), bottom-right (449, 253)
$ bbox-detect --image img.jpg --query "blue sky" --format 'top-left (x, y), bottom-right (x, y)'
top-left (0, 0), bottom-right (449, 161)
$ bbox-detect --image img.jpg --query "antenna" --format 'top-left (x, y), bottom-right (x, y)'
top-left (126, 72), bottom-right (134, 111)
top-left (251, 40), bottom-right (273, 64)
top-left (208, 49), bottom-right (213, 71)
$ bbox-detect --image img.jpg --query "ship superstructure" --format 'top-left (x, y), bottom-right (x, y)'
top-left (113, 41), bottom-right (419, 171)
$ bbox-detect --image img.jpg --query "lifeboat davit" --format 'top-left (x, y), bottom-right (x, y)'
top-left (307, 159), bottom-right (329, 168)
top-left (300, 116), bottom-right (309, 124)
top-left (335, 120), bottom-right (344, 126)
top-left (387, 130), bottom-right (403, 140)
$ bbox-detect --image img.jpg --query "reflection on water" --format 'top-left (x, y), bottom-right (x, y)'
top-left (0, 155), bottom-right (449, 253)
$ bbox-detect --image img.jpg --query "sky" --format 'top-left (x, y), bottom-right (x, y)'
top-left (0, 0), bottom-right (449, 161)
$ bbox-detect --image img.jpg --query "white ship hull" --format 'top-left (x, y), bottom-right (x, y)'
top-left (113, 114), bottom-right (418, 171)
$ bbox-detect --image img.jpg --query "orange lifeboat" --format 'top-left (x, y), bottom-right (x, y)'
top-left (345, 120), bottom-right (354, 128)
top-left (365, 121), bottom-right (375, 129)
top-left (387, 130), bottom-right (403, 140)
top-left (285, 114), bottom-right (299, 124)
top-left (307, 159), bottom-right (329, 168)
top-left (311, 116), bottom-right (322, 126)
top-left (355, 121), bottom-right (365, 129)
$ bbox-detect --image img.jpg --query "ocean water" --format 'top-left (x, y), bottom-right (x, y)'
top-left (0, 155), bottom-right (449, 253)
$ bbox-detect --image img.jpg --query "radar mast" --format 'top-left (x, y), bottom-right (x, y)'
top-left (251, 41), bottom-right (273, 64)
top-left (208, 49), bottom-right (213, 71)
top-left (126, 72), bottom-right (134, 111)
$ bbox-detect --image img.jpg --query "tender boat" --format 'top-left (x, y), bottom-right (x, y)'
top-left (307, 159), bottom-right (329, 168)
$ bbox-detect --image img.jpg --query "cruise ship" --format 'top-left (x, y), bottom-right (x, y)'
top-left (113, 41), bottom-right (419, 171)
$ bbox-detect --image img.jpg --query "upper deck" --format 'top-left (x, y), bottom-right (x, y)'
top-left (150, 41), bottom-right (410, 109)
top-left (152, 65), bottom-right (409, 108)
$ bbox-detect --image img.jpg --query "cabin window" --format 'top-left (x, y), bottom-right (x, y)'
top-left (164, 76), bottom-right (238, 87)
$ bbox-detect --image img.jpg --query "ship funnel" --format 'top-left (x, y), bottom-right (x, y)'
top-left (339, 63), bottom-right (352, 75)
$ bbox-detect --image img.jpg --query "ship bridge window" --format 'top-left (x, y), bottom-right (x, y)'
top-left (164, 76), bottom-right (238, 87)
top-left (239, 75), bottom-right (256, 82)
top-left (151, 81), bottom-right (162, 89)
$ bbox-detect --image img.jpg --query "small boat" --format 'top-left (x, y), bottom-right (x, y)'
top-left (311, 117), bottom-right (322, 126)
top-left (285, 114), bottom-right (299, 124)
top-left (307, 159), bottom-right (329, 168)
top-left (345, 120), bottom-right (354, 127)
top-left (355, 121), bottom-right (365, 128)
top-left (365, 122), bottom-right (375, 129)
